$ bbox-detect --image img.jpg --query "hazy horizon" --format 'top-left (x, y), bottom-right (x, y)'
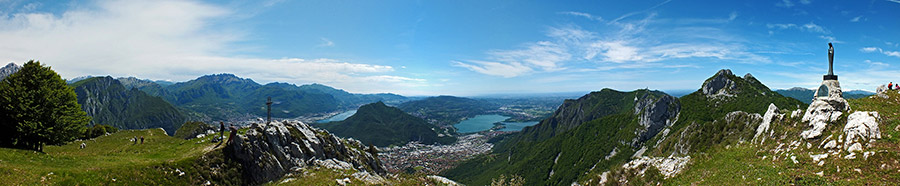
top-left (2, 0), bottom-right (898, 96)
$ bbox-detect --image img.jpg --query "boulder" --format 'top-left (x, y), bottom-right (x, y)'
top-left (225, 120), bottom-right (385, 184)
top-left (843, 111), bottom-right (880, 150)
top-left (800, 97), bottom-right (849, 139)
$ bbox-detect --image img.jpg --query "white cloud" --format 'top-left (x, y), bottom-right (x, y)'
top-left (559, 11), bottom-right (602, 21)
top-left (452, 60), bottom-right (532, 78)
top-left (0, 0), bottom-right (423, 94)
top-left (318, 37), bottom-right (334, 47)
top-left (455, 13), bottom-right (770, 77)
top-left (766, 22), bottom-right (830, 34)
top-left (860, 47), bottom-right (900, 58)
top-left (889, 0), bottom-right (900, 4)
top-left (799, 0), bottom-right (812, 4)
top-left (777, 0), bottom-right (795, 7)
top-left (850, 16), bottom-right (863, 22)
top-left (729, 11), bottom-right (738, 21)
top-left (820, 35), bottom-right (841, 43)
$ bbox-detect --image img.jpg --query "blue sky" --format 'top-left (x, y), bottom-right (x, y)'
top-left (1, 0), bottom-right (898, 96)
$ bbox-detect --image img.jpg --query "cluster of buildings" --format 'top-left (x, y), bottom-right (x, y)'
top-left (378, 133), bottom-right (496, 174)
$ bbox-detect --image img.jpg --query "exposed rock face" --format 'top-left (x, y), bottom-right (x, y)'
top-left (633, 94), bottom-right (680, 146)
top-left (814, 80), bottom-right (843, 98)
top-left (622, 155), bottom-right (691, 178)
top-left (225, 120), bottom-right (385, 184)
top-left (875, 85), bottom-right (889, 99)
top-left (0, 62), bottom-right (21, 80)
top-left (702, 69), bottom-right (737, 96)
top-left (843, 111), bottom-right (880, 151)
top-left (800, 97), bottom-right (849, 139)
top-left (754, 103), bottom-right (783, 143)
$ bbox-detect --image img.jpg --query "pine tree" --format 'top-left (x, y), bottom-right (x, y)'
top-left (0, 60), bottom-right (90, 152)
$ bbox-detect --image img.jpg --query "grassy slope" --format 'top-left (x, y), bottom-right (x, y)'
top-left (0, 129), bottom-right (237, 185)
top-left (318, 102), bottom-right (455, 147)
top-left (0, 127), bottom-right (437, 185)
top-left (658, 91), bottom-right (900, 185)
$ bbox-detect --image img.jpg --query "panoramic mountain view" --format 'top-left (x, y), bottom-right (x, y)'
top-left (1, 0), bottom-right (899, 185)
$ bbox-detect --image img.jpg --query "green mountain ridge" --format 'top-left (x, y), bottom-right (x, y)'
top-left (317, 101), bottom-right (456, 147)
top-left (444, 69), bottom-right (808, 185)
top-left (398, 95), bottom-right (496, 127)
top-left (71, 76), bottom-right (186, 135)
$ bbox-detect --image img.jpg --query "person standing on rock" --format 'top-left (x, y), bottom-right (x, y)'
top-left (227, 124), bottom-right (237, 145)
top-left (890, 82), bottom-right (893, 90)
top-left (220, 121), bottom-right (225, 139)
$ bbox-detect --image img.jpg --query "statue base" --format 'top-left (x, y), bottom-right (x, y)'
top-left (823, 75), bottom-right (838, 80)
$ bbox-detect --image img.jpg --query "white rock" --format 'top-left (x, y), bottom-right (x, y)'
top-left (810, 154), bottom-right (828, 162)
top-left (823, 140), bottom-right (837, 149)
top-left (800, 97), bottom-right (849, 139)
top-left (426, 175), bottom-right (461, 186)
top-left (843, 111), bottom-right (881, 148)
top-left (847, 142), bottom-right (863, 153)
top-left (791, 109), bottom-right (803, 118)
top-left (351, 171), bottom-right (386, 185)
top-left (790, 156), bottom-right (798, 164)
top-left (754, 103), bottom-right (780, 142)
top-left (623, 155), bottom-right (691, 178)
top-left (815, 171), bottom-right (824, 176)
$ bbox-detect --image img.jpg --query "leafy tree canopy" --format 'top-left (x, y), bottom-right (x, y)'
top-left (0, 60), bottom-right (91, 151)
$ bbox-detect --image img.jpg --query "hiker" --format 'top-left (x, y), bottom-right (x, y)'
top-left (890, 82), bottom-right (894, 90)
top-left (895, 84), bottom-right (899, 90)
top-left (80, 142), bottom-right (86, 149)
top-left (133, 136), bottom-right (137, 145)
top-left (227, 124), bottom-right (237, 145)
top-left (220, 121), bottom-right (225, 139)
top-left (140, 136), bottom-right (144, 144)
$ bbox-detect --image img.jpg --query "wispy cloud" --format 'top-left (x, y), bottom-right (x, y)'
top-left (766, 22), bottom-right (830, 34)
top-left (559, 11), bottom-right (602, 21)
top-left (455, 11), bottom-right (770, 77)
top-left (729, 11), bottom-right (738, 21)
top-left (777, 0), bottom-right (795, 7)
top-left (850, 16), bottom-right (863, 22)
top-left (0, 0), bottom-right (423, 94)
top-left (860, 47), bottom-right (900, 58)
top-left (318, 37), bottom-right (335, 47)
top-left (888, 0), bottom-right (900, 4)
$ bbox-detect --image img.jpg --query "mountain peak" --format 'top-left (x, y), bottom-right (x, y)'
top-left (702, 69), bottom-right (737, 95)
top-left (0, 62), bottom-right (22, 80)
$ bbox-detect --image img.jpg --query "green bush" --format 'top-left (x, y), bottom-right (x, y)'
top-left (82, 124), bottom-right (119, 139)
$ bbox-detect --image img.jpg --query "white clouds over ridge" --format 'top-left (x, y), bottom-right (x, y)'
top-left (0, 0), bottom-right (422, 94)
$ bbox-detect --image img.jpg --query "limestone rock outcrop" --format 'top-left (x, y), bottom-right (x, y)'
top-left (702, 69), bottom-right (737, 96)
top-left (800, 97), bottom-right (849, 139)
top-left (633, 94), bottom-right (680, 146)
top-left (754, 103), bottom-right (783, 143)
top-left (225, 120), bottom-right (385, 184)
top-left (843, 111), bottom-right (881, 152)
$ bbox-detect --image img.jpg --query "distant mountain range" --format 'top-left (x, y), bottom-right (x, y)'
top-left (775, 87), bottom-right (873, 104)
top-left (70, 76), bottom-right (186, 135)
top-left (316, 102), bottom-right (455, 147)
top-left (80, 74), bottom-right (411, 122)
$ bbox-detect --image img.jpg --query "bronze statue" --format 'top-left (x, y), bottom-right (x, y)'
top-left (824, 43), bottom-right (837, 80)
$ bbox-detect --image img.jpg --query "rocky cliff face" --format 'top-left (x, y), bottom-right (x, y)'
top-left (702, 69), bottom-right (737, 96)
top-left (633, 94), bottom-right (680, 146)
top-left (72, 76), bottom-right (186, 135)
top-left (0, 62), bottom-right (21, 80)
top-left (225, 120), bottom-right (385, 185)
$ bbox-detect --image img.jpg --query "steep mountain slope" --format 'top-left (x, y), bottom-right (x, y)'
top-left (298, 83), bottom-right (409, 106)
top-left (317, 102), bottom-right (456, 147)
top-left (241, 84), bottom-right (339, 118)
top-left (117, 77), bottom-right (171, 98)
top-left (777, 87), bottom-right (873, 104)
top-left (398, 95), bottom-right (496, 126)
top-left (0, 63), bottom-right (20, 80)
top-left (72, 77), bottom-right (186, 135)
top-left (444, 69), bottom-right (807, 185)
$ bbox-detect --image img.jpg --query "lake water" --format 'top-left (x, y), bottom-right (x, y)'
top-left (317, 110), bottom-right (357, 123)
top-left (454, 114), bottom-right (540, 133)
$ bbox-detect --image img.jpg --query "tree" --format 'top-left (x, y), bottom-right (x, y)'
top-left (0, 60), bottom-right (90, 152)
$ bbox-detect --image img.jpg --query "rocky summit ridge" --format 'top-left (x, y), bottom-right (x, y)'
top-left (225, 120), bottom-right (386, 185)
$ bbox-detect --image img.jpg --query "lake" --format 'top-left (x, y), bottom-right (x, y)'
top-left (454, 114), bottom-right (539, 133)
top-left (316, 110), bottom-right (357, 123)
